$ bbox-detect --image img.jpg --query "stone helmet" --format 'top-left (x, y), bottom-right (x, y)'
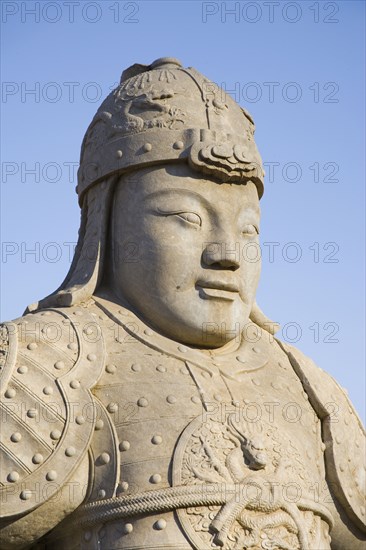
top-left (28, 58), bottom-right (274, 332)
top-left (77, 56), bottom-right (264, 206)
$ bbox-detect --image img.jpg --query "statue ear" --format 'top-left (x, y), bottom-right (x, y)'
top-left (249, 301), bottom-right (280, 335)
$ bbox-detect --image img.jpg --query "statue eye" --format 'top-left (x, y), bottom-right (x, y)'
top-left (242, 224), bottom-right (258, 236)
top-left (176, 212), bottom-right (202, 226)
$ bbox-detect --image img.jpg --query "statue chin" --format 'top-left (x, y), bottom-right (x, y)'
top-left (107, 284), bottom-right (253, 349)
top-left (108, 294), bottom-right (256, 351)
top-left (136, 313), bottom-right (250, 350)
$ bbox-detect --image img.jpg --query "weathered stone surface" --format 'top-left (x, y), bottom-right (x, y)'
top-left (1, 58), bottom-right (365, 549)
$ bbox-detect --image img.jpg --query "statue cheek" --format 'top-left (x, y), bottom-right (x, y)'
top-left (146, 232), bottom-right (203, 265)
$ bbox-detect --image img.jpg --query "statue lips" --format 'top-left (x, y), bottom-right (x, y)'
top-left (196, 279), bottom-right (240, 301)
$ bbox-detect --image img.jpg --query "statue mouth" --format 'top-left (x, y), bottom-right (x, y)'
top-left (196, 280), bottom-right (239, 301)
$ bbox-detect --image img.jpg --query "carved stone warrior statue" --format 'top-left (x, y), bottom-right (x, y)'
top-left (0, 58), bottom-right (365, 550)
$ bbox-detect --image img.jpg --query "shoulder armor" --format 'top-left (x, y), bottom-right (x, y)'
top-left (0, 306), bottom-right (106, 519)
top-left (278, 340), bottom-right (366, 532)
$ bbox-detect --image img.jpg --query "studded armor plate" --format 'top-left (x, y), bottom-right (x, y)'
top-left (0, 306), bottom-right (106, 519)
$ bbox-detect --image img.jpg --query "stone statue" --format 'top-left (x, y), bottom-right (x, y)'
top-left (0, 58), bottom-right (365, 550)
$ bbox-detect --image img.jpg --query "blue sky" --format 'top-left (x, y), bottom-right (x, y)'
top-left (1, 0), bottom-right (365, 420)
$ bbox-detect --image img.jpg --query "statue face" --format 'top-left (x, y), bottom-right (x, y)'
top-left (111, 164), bottom-right (261, 347)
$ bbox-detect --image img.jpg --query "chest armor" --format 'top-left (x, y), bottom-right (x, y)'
top-left (71, 300), bottom-right (332, 550)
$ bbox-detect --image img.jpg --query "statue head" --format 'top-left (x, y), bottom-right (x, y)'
top-left (28, 58), bottom-right (276, 345)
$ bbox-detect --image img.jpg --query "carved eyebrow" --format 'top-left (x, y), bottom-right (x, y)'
top-left (143, 188), bottom-right (213, 210)
top-left (144, 187), bottom-right (260, 216)
top-left (238, 205), bottom-right (261, 218)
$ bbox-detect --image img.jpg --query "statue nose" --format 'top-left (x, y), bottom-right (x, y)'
top-left (202, 242), bottom-right (240, 270)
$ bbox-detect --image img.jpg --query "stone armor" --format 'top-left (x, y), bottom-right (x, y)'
top-left (1, 297), bottom-right (365, 549)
